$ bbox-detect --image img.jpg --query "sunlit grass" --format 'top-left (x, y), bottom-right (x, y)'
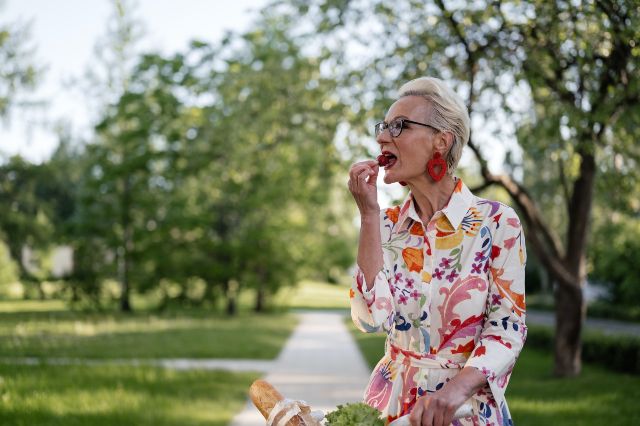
top-left (273, 279), bottom-right (351, 310)
top-left (346, 319), bottom-right (640, 426)
top-left (508, 349), bottom-right (640, 425)
top-left (0, 363), bottom-right (259, 426)
top-left (0, 299), bottom-right (68, 313)
top-left (0, 307), bottom-right (296, 359)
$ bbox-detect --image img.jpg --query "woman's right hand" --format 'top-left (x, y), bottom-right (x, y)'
top-left (348, 160), bottom-right (380, 216)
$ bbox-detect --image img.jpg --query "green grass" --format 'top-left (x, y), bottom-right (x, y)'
top-left (346, 320), bottom-right (640, 426)
top-left (0, 280), bottom-right (348, 425)
top-left (0, 299), bottom-right (68, 313)
top-left (0, 300), bottom-right (298, 425)
top-left (0, 306), bottom-right (296, 359)
top-left (273, 280), bottom-right (351, 310)
top-left (0, 363), bottom-right (259, 426)
top-left (508, 349), bottom-right (640, 425)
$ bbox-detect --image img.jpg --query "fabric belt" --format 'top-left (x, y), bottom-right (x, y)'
top-left (387, 343), bottom-right (467, 417)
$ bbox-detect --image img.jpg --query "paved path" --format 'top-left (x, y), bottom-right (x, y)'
top-left (527, 310), bottom-right (640, 337)
top-left (229, 311), bottom-right (371, 426)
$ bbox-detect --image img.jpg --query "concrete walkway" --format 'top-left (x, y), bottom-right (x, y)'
top-left (229, 311), bottom-right (372, 426)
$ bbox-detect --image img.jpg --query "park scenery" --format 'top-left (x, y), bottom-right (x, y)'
top-left (1, 0), bottom-right (639, 425)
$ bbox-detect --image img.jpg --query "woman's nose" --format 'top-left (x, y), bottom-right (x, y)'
top-left (376, 131), bottom-right (391, 146)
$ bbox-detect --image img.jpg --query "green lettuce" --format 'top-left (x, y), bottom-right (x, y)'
top-left (324, 402), bottom-right (385, 426)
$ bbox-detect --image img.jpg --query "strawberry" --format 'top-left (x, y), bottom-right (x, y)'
top-left (377, 154), bottom-right (389, 166)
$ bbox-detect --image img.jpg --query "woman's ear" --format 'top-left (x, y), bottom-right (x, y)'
top-left (434, 131), bottom-right (454, 154)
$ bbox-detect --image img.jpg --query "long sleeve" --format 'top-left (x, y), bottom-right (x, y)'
top-left (350, 209), bottom-right (396, 334)
top-left (465, 207), bottom-right (527, 402)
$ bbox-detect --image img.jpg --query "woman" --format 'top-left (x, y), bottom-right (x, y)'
top-left (348, 77), bottom-right (526, 426)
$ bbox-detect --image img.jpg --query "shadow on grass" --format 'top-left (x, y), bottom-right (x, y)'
top-left (0, 309), bottom-right (297, 359)
top-left (0, 364), bottom-right (259, 426)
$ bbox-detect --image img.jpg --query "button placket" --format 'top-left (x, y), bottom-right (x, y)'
top-left (421, 226), bottom-right (436, 354)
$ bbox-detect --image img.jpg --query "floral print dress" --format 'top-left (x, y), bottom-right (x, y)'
top-left (350, 179), bottom-right (527, 426)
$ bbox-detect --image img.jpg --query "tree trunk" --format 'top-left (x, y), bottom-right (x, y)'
top-left (71, 282), bottom-right (79, 302)
top-left (553, 279), bottom-right (585, 376)
top-left (119, 176), bottom-right (132, 313)
top-left (37, 281), bottom-right (45, 300)
top-left (553, 149), bottom-right (595, 376)
top-left (226, 294), bottom-right (237, 316)
top-left (254, 266), bottom-right (268, 312)
top-left (119, 248), bottom-right (131, 312)
top-left (225, 280), bottom-right (239, 316)
top-left (254, 283), bottom-right (265, 312)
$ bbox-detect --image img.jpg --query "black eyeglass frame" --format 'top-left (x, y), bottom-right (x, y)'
top-left (374, 118), bottom-right (439, 138)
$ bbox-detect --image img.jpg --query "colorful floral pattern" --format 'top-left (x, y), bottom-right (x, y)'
top-left (351, 179), bottom-right (526, 425)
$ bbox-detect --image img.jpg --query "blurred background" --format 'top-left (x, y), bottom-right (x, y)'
top-left (0, 0), bottom-right (638, 425)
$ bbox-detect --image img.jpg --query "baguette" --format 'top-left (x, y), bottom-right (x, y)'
top-left (249, 379), bottom-right (317, 426)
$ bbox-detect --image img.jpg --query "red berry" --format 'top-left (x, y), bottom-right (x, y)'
top-left (377, 154), bottom-right (389, 166)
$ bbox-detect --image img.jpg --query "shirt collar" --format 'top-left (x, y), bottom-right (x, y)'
top-left (397, 179), bottom-right (474, 230)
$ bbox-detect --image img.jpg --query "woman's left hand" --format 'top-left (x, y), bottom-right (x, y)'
top-left (408, 367), bottom-right (486, 426)
top-left (408, 383), bottom-right (468, 426)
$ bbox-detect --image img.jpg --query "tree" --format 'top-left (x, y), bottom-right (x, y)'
top-left (0, 155), bottom-right (73, 297)
top-left (74, 54), bottom-right (190, 311)
top-left (0, 7), bottom-right (42, 296)
top-left (195, 11), bottom-right (356, 312)
top-left (290, 0), bottom-right (639, 376)
top-left (69, 0), bottom-right (147, 311)
top-left (0, 8), bottom-right (39, 120)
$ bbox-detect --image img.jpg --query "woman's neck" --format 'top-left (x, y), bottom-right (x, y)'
top-left (408, 175), bottom-right (457, 224)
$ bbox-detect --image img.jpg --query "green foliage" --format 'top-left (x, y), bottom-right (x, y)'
top-left (0, 155), bottom-right (75, 289)
top-left (62, 6), bottom-right (356, 311)
top-left (0, 12), bottom-right (39, 119)
top-left (585, 301), bottom-right (640, 323)
top-left (0, 238), bottom-right (18, 294)
top-left (324, 402), bottom-right (384, 426)
top-left (201, 13), bottom-right (356, 307)
top-left (588, 213), bottom-right (640, 306)
top-left (525, 325), bottom-right (640, 375)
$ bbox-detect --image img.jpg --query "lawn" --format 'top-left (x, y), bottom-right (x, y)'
top-left (0, 302), bottom-right (296, 359)
top-left (0, 363), bottom-right (259, 426)
top-left (0, 298), bottom-right (301, 425)
top-left (0, 281), bottom-right (353, 426)
top-left (347, 320), bottom-right (640, 426)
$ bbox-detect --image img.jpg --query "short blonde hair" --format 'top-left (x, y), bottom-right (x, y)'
top-left (398, 77), bottom-right (470, 176)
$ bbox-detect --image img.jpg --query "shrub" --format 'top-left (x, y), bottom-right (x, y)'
top-left (525, 325), bottom-right (640, 375)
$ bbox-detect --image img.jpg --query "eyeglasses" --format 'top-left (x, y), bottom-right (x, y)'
top-left (374, 118), bottom-right (438, 138)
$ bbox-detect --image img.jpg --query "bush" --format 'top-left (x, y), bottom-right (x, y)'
top-left (589, 217), bottom-right (640, 307)
top-left (525, 325), bottom-right (640, 375)
top-left (586, 301), bottom-right (640, 323)
top-left (526, 296), bottom-right (640, 323)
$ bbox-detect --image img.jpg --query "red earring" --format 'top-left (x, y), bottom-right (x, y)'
top-left (399, 181), bottom-right (407, 186)
top-left (427, 152), bottom-right (447, 182)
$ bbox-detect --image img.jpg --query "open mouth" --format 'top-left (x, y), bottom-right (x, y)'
top-left (377, 152), bottom-right (398, 169)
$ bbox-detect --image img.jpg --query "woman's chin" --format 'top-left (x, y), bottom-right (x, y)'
top-left (383, 171), bottom-right (404, 185)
